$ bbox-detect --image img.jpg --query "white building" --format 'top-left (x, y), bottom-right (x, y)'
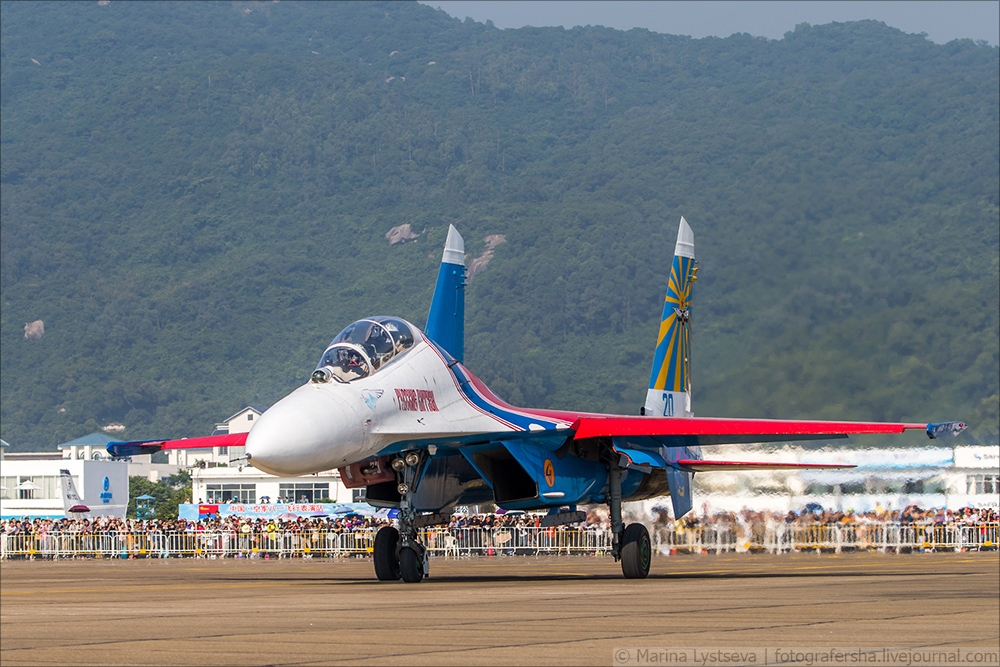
top-left (168, 406), bottom-right (353, 507)
top-left (0, 407), bottom-right (268, 520)
top-left (947, 445), bottom-right (1000, 509)
top-left (0, 456), bottom-right (128, 520)
top-left (191, 466), bottom-right (351, 505)
top-left (58, 432), bottom-right (180, 482)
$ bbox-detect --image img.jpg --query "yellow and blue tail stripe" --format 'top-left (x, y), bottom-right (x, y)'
top-left (645, 217), bottom-right (696, 417)
top-left (649, 254), bottom-right (694, 393)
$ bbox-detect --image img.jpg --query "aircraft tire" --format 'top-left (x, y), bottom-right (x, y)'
top-left (620, 523), bottom-right (651, 579)
top-left (399, 546), bottom-right (424, 583)
top-left (374, 526), bottom-right (400, 581)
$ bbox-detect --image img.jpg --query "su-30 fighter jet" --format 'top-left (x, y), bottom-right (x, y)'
top-left (109, 219), bottom-right (966, 581)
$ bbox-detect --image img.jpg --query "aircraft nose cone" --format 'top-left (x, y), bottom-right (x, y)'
top-left (246, 385), bottom-right (359, 476)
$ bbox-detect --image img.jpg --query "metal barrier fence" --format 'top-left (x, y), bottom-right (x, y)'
top-left (654, 522), bottom-right (1000, 554)
top-left (1, 523), bottom-right (995, 559)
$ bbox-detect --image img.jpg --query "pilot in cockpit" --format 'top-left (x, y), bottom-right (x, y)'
top-left (312, 317), bottom-right (417, 384)
top-left (362, 323), bottom-right (394, 370)
top-left (318, 346), bottom-right (369, 382)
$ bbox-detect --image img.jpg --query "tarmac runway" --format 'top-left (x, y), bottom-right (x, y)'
top-left (1, 552), bottom-right (997, 666)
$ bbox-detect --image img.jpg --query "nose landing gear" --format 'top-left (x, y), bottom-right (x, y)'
top-left (373, 525), bottom-right (400, 581)
top-left (398, 542), bottom-right (426, 583)
top-left (373, 450), bottom-right (429, 583)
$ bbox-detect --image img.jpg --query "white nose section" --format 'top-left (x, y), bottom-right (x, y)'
top-left (246, 384), bottom-right (358, 476)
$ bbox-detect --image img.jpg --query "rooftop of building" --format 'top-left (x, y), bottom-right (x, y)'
top-left (57, 432), bottom-right (118, 448)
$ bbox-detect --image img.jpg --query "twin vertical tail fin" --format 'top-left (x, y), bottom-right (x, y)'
top-left (647, 217), bottom-right (697, 519)
top-left (645, 217), bottom-right (696, 418)
top-left (426, 220), bottom-right (693, 413)
top-left (425, 225), bottom-right (467, 363)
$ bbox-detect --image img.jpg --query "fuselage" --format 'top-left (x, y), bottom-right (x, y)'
top-left (245, 316), bottom-right (691, 513)
top-left (245, 324), bottom-right (574, 477)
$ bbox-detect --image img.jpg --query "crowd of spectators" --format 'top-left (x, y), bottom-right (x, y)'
top-left (656, 505), bottom-right (998, 530)
top-left (2, 505), bottom-right (995, 539)
top-left (0, 514), bottom-right (392, 538)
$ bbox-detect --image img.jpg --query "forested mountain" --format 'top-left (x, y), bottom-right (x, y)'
top-left (1, 1), bottom-right (997, 450)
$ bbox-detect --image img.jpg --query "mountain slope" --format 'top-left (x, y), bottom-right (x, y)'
top-left (1, 1), bottom-right (997, 449)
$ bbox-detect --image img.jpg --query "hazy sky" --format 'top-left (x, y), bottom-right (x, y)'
top-left (420, 1), bottom-right (999, 46)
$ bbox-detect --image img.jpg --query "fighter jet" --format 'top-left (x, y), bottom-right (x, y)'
top-left (109, 219), bottom-right (966, 581)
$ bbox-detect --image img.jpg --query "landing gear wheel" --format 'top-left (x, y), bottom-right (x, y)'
top-left (373, 526), bottom-right (400, 581)
top-left (399, 546), bottom-right (424, 583)
top-left (620, 523), bottom-right (651, 579)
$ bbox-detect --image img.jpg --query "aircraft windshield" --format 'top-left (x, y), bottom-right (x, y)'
top-left (313, 317), bottom-right (418, 383)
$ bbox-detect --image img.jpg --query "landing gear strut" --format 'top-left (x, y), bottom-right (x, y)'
top-left (608, 461), bottom-right (651, 579)
top-left (385, 450), bottom-right (428, 583)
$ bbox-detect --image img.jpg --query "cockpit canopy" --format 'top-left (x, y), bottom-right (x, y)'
top-left (312, 317), bottom-right (420, 383)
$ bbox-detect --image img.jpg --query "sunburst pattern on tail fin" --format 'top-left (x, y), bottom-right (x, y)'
top-left (645, 217), bottom-right (696, 417)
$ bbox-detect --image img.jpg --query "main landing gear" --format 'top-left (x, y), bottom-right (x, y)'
top-left (608, 462), bottom-right (651, 579)
top-left (620, 523), bottom-right (651, 579)
top-left (373, 451), bottom-right (428, 583)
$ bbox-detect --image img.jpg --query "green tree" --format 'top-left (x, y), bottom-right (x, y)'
top-left (127, 475), bottom-right (192, 520)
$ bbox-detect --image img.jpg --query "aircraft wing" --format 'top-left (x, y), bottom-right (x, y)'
top-left (569, 416), bottom-right (966, 444)
top-left (106, 433), bottom-right (247, 458)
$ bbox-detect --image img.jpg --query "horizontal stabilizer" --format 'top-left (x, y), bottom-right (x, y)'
top-left (926, 422), bottom-right (967, 439)
top-left (107, 433), bottom-right (248, 458)
top-left (675, 459), bottom-right (856, 472)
